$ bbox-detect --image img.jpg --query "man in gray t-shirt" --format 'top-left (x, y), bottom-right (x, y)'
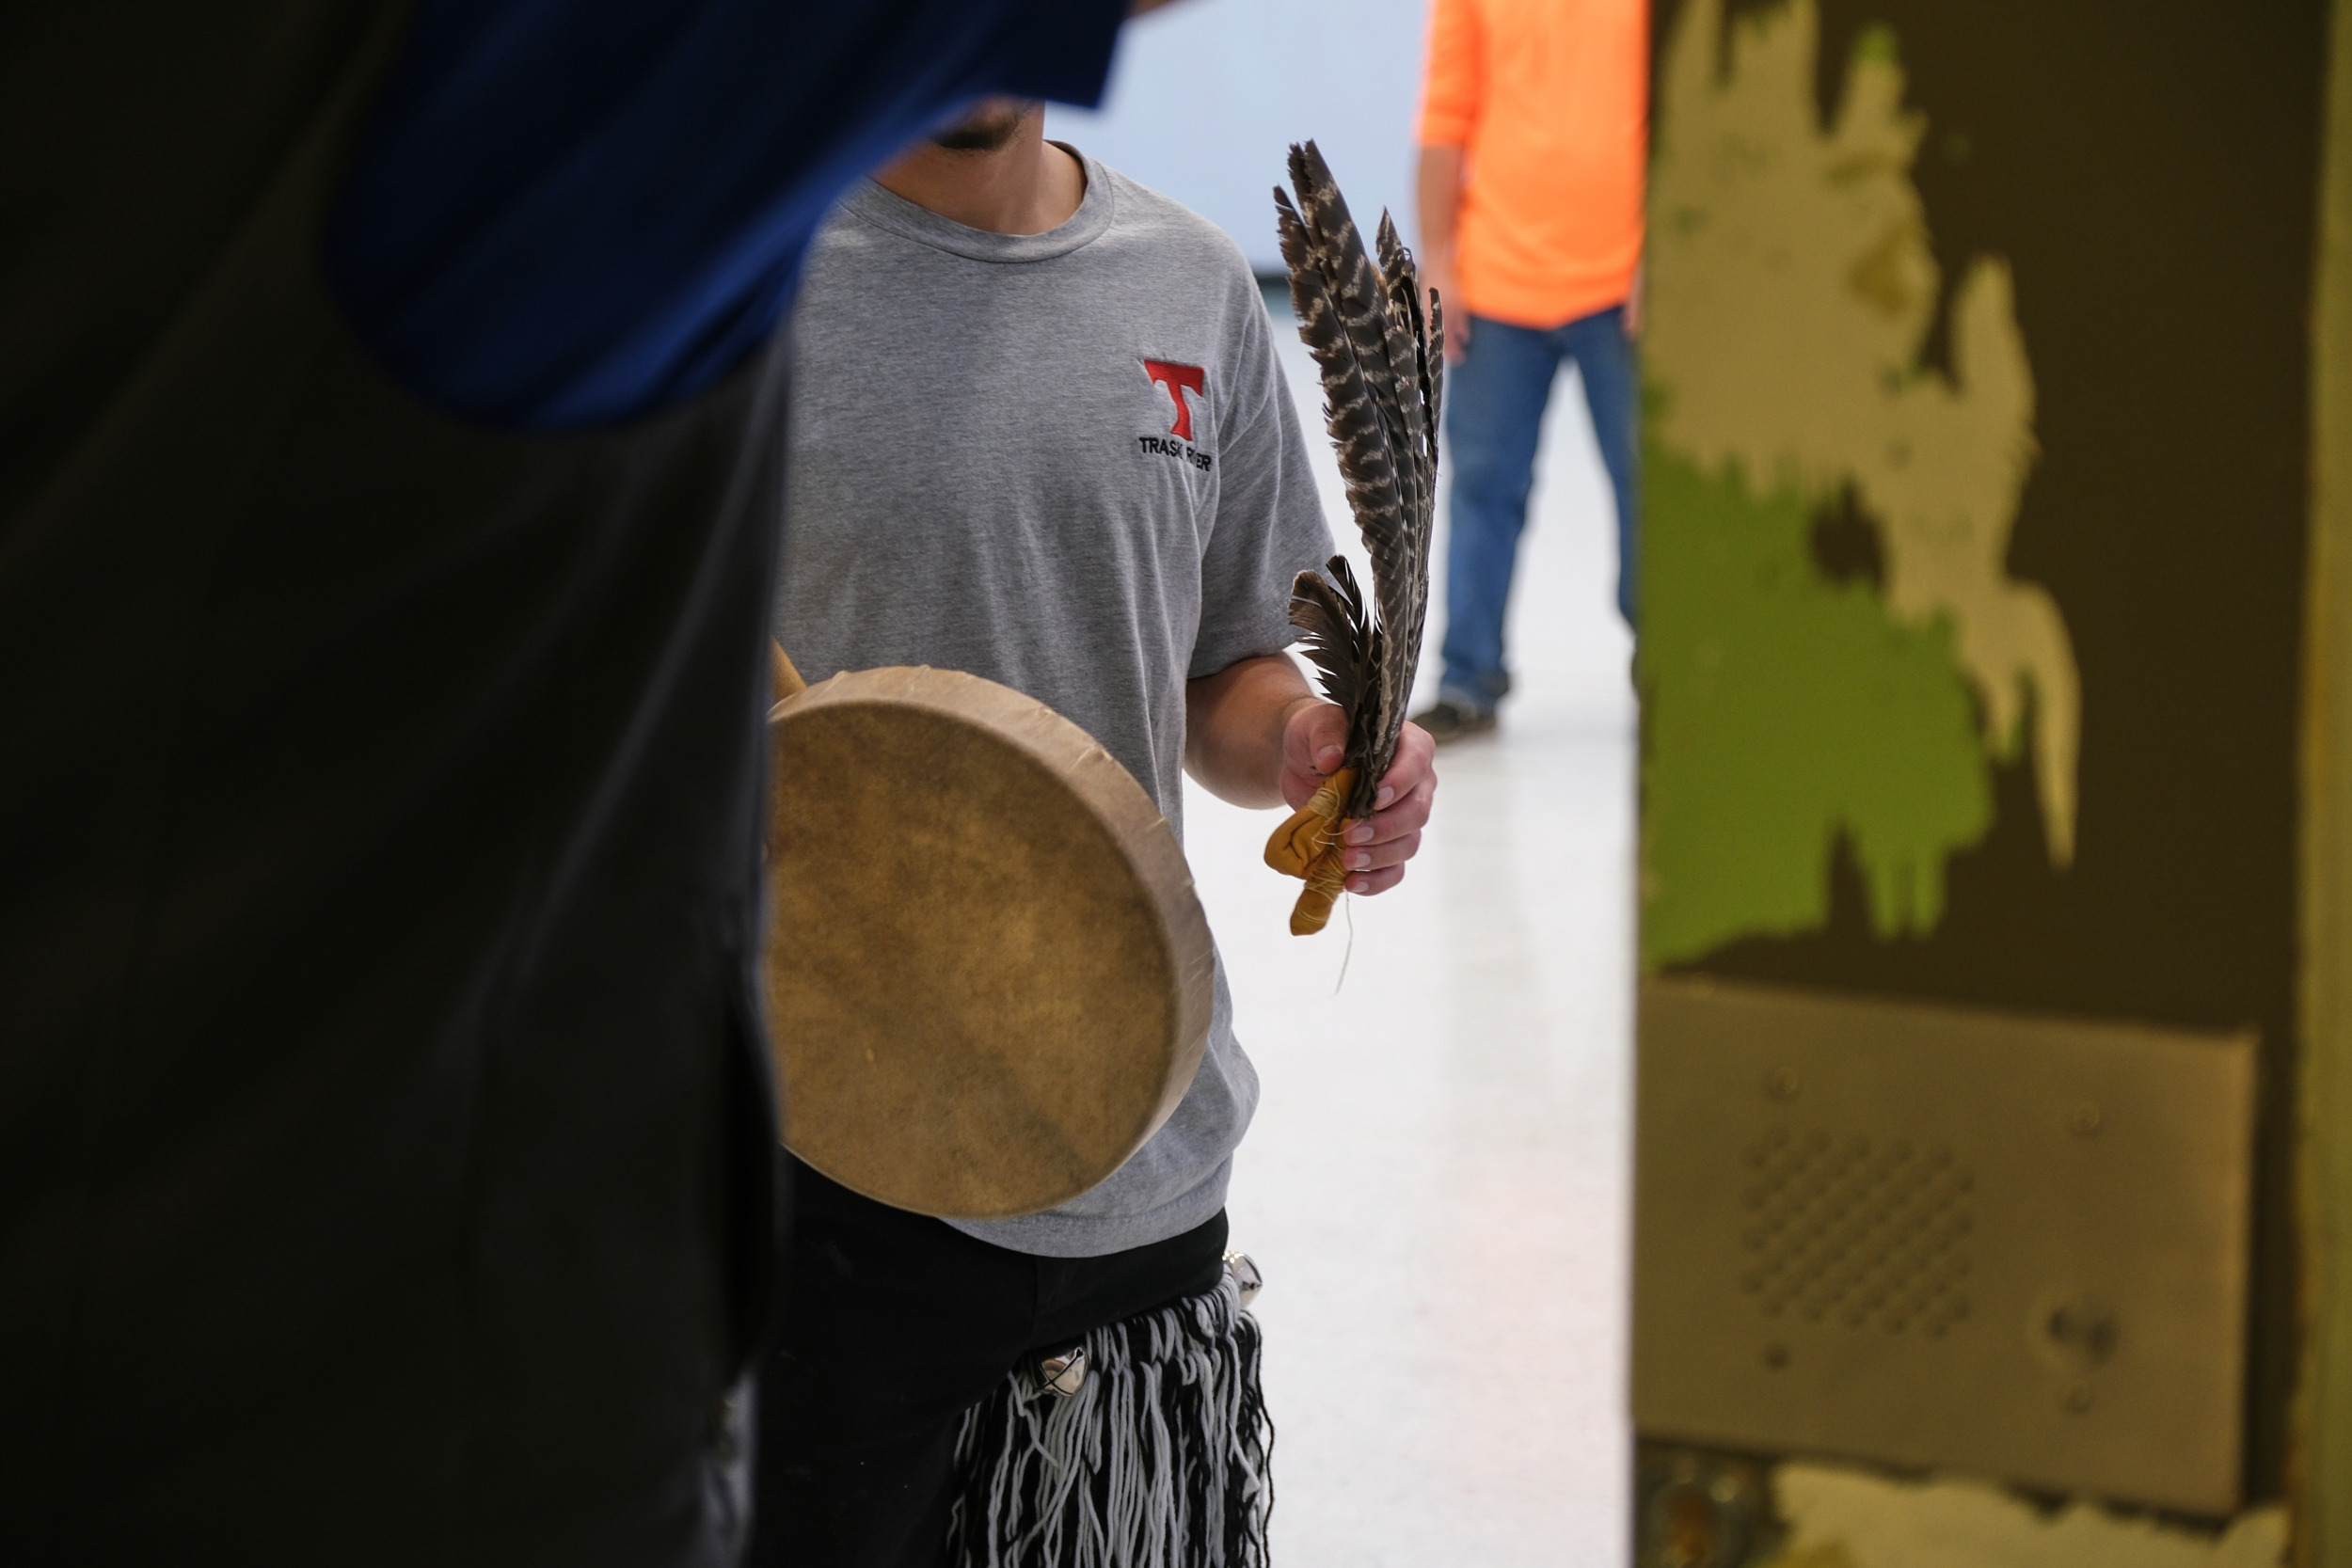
top-left (750, 98), bottom-right (1437, 1568)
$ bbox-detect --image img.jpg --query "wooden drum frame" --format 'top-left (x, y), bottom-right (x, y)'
top-left (762, 658), bottom-right (1215, 1220)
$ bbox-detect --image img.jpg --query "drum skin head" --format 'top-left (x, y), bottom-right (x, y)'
top-left (764, 667), bottom-right (1215, 1220)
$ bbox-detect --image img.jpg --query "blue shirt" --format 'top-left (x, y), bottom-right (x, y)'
top-left (325, 0), bottom-right (1126, 429)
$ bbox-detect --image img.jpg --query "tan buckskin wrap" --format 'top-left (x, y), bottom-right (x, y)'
top-left (763, 665), bottom-right (1215, 1220)
top-left (1263, 767), bottom-right (1359, 936)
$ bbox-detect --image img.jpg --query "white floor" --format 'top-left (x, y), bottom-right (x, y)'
top-left (1182, 310), bottom-right (1639, 1564)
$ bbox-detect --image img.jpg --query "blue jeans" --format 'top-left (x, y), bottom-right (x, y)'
top-left (1438, 306), bottom-right (1639, 710)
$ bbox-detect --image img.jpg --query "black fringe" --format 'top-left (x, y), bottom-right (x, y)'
top-left (946, 1265), bottom-right (1274, 1568)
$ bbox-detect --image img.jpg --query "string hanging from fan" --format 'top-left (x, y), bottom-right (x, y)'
top-left (1261, 141), bottom-right (1441, 937)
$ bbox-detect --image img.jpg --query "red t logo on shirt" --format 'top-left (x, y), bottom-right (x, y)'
top-left (1142, 358), bottom-right (1205, 442)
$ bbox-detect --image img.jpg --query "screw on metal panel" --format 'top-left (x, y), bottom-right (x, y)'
top-left (1762, 1067), bottom-right (1799, 1101)
top-left (2038, 1292), bottom-right (2120, 1370)
top-left (2068, 1101), bottom-right (2104, 1136)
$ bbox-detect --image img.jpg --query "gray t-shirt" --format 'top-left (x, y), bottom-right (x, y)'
top-left (776, 154), bottom-right (1334, 1257)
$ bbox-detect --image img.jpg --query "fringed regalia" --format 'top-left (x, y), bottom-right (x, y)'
top-left (946, 1259), bottom-right (1273, 1568)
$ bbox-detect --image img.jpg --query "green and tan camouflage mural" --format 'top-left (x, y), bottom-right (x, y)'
top-left (1642, 0), bottom-right (2075, 967)
top-left (1634, 0), bottom-right (2334, 1553)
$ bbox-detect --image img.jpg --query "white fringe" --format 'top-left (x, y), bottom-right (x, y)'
top-left (947, 1264), bottom-right (1273, 1568)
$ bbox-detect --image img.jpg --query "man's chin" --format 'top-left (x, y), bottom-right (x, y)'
top-left (931, 103), bottom-right (1032, 152)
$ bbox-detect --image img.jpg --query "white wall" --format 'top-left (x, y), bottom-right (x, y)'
top-left (1046, 0), bottom-right (1434, 274)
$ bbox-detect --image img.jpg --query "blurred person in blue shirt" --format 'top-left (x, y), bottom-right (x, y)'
top-left (0, 2), bottom-right (1163, 1560)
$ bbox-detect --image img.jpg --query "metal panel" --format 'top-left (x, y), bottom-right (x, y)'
top-left (1631, 977), bottom-right (2257, 1514)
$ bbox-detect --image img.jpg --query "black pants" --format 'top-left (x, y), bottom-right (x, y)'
top-left (744, 1160), bottom-right (1230, 1568)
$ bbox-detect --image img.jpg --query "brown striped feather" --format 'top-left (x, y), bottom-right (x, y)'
top-left (1275, 141), bottom-right (1440, 818)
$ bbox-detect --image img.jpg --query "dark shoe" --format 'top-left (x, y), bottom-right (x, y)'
top-left (1411, 699), bottom-right (1498, 745)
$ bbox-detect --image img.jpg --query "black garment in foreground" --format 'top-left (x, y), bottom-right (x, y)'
top-left (0, 3), bottom-right (1105, 1560)
top-left (748, 1161), bottom-right (1230, 1568)
top-left (0, 11), bottom-right (786, 1559)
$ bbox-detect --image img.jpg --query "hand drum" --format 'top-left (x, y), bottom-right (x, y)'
top-left (763, 665), bottom-right (1214, 1220)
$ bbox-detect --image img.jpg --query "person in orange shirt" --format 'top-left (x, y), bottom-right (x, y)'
top-left (1410, 0), bottom-right (1647, 741)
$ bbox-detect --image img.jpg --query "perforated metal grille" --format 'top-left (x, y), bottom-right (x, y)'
top-left (1739, 1128), bottom-right (1975, 1337)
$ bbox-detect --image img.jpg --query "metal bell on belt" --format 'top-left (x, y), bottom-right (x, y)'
top-left (1225, 1251), bottom-right (1263, 1310)
top-left (1039, 1347), bottom-right (1088, 1399)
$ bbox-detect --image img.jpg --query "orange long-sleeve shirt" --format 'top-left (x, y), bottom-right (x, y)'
top-left (1417, 0), bottom-right (1647, 328)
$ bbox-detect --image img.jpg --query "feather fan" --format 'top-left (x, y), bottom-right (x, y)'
top-left (1262, 141), bottom-right (1441, 936)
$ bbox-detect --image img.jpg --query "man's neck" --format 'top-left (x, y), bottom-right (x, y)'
top-left (873, 116), bottom-right (1086, 237)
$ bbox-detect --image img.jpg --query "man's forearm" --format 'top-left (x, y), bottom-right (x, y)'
top-left (1184, 655), bottom-right (1316, 809)
top-left (1416, 145), bottom-right (1464, 271)
top-left (1417, 144), bottom-right (1466, 355)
